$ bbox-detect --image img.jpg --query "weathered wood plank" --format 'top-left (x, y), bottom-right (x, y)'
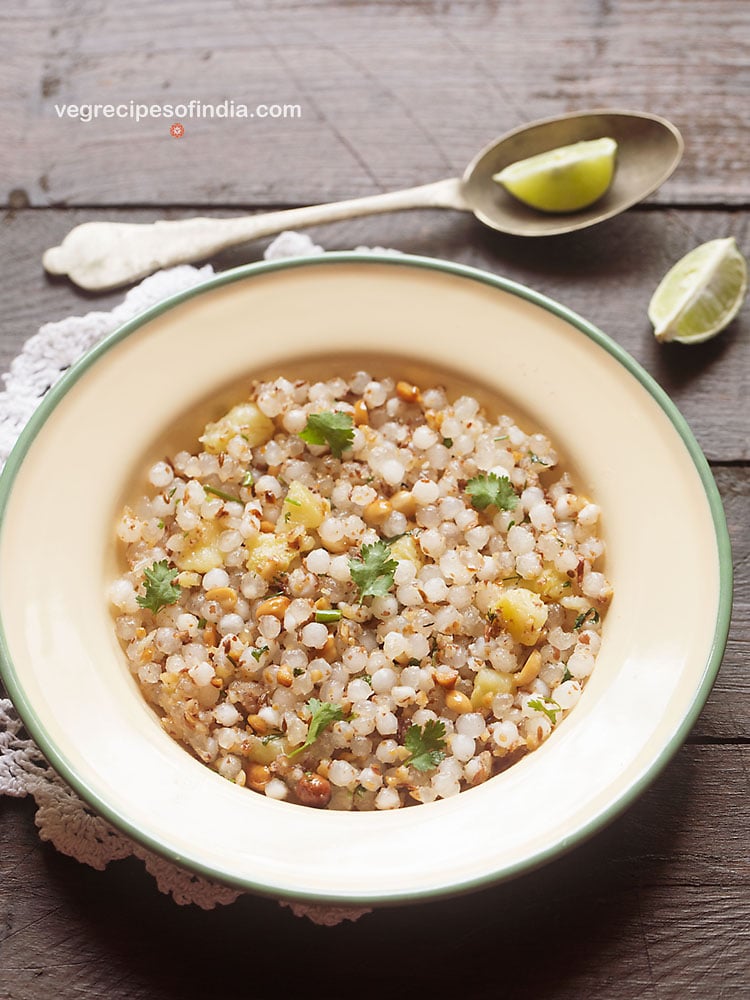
top-left (2, 206), bottom-right (748, 462)
top-left (689, 466), bottom-right (748, 742)
top-left (2, 0), bottom-right (749, 207)
top-left (1, 746), bottom-right (748, 999)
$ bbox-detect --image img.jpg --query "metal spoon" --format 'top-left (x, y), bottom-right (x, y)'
top-left (43, 109), bottom-right (683, 292)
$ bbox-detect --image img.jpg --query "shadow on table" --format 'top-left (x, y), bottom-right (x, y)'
top-left (34, 749), bottom-right (697, 1000)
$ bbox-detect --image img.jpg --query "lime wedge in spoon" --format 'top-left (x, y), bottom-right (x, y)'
top-left (492, 137), bottom-right (618, 213)
top-left (648, 237), bottom-right (747, 344)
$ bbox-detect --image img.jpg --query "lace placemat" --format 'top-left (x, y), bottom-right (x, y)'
top-left (0, 231), bottom-right (383, 925)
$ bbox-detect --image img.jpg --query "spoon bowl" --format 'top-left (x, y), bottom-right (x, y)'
top-left (462, 108), bottom-right (684, 237)
top-left (43, 108), bottom-right (684, 291)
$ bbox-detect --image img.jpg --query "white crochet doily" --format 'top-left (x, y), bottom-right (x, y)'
top-left (0, 231), bottom-right (391, 925)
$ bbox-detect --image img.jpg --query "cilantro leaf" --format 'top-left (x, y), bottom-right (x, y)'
top-left (136, 560), bottom-right (181, 614)
top-left (404, 720), bottom-right (447, 772)
top-left (465, 473), bottom-right (518, 513)
top-left (574, 608), bottom-right (600, 630)
top-left (287, 699), bottom-right (346, 759)
top-left (527, 697), bottom-right (561, 724)
top-left (348, 540), bottom-right (398, 601)
top-left (299, 410), bottom-right (355, 458)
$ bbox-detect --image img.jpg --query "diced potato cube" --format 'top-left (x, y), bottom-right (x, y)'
top-left (390, 533), bottom-right (423, 568)
top-left (279, 481), bottom-right (330, 530)
top-left (471, 667), bottom-right (516, 711)
top-left (495, 588), bottom-right (549, 645)
top-left (199, 401), bottom-right (274, 454)
top-left (246, 734), bottom-right (287, 764)
top-left (175, 520), bottom-right (224, 573)
top-left (245, 533), bottom-right (299, 579)
top-left (527, 565), bottom-right (570, 601)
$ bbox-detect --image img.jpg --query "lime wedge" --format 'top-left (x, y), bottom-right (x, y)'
top-left (648, 237), bottom-right (747, 344)
top-left (492, 137), bottom-right (618, 213)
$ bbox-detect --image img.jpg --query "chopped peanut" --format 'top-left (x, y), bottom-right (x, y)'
top-left (391, 490), bottom-right (418, 517)
top-left (256, 595), bottom-right (291, 619)
top-left (396, 381), bottom-right (420, 403)
top-left (445, 689), bottom-right (473, 714)
top-left (363, 498), bottom-right (392, 525)
top-left (353, 399), bottom-right (369, 425)
top-left (204, 586), bottom-right (238, 610)
top-left (514, 649), bottom-right (543, 687)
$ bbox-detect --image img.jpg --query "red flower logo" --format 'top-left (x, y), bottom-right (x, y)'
top-left (170, 122), bottom-right (185, 138)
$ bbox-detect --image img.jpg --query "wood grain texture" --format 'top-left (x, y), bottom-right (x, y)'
top-left (1, 745), bottom-right (748, 999)
top-left (2, 206), bottom-right (748, 460)
top-left (2, 0), bottom-right (749, 207)
top-left (1, 3), bottom-right (748, 997)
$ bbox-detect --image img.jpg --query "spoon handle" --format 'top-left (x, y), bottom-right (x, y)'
top-left (43, 178), bottom-right (468, 292)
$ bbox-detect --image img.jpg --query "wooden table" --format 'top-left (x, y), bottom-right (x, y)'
top-left (1, 2), bottom-right (748, 997)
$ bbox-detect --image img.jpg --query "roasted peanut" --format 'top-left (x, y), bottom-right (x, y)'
top-left (321, 635), bottom-right (338, 662)
top-left (277, 665), bottom-right (294, 688)
top-left (433, 665), bottom-right (459, 689)
top-left (390, 489), bottom-right (418, 517)
top-left (363, 498), bottom-right (392, 525)
top-left (245, 763), bottom-right (271, 792)
top-left (396, 381), bottom-right (420, 404)
top-left (353, 399), bottom-right (369, 425)
top-left (204, 586), bottom-right (238, 610)
top-left (445, 689), bottom-right (473, 714)
top-left (256, 595), bottom-right (291, 619)
top-left (247, 713), bottom-right (269, 735)
top-left (514, 649), bottom-right (543, 687)
top-left (295, 772), bottom-right (332, 808)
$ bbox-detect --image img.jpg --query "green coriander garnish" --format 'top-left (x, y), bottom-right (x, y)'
top-left (197, 616), bottom-right (207, 630)
top-left (574, 608), bottom-right (600, 630)
top-left (204, 484), bottom-right (241, 503)
top-left (465, 473), bottom-right (518, 513)
top-left (528, 697), bottom-right (561, 724)
top-left (442, 437), bottom-right (454, 448)
top-left (287, 699), bottom-right (347, 759)
top-left (527, 451), bottom-right (551, 466)
top-left (136, 560), bottom-right (181, 614)
top-left (299, 410), bottom-right (355, 458)
top-left (250, 645), bottom-right (270, 661)
top-left (241, 471), bottom-right (254, 488)
top-left (403, 720), bottom-right (447, 772)
top-left (348, 540), bottom-right (398, 602)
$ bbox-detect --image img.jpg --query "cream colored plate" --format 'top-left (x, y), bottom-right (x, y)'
top-left (0, 255), bottom-right (731, 906)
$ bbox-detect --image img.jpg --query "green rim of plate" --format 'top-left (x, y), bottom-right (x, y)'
top-left (0, 252), bottom-right (733, 906)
